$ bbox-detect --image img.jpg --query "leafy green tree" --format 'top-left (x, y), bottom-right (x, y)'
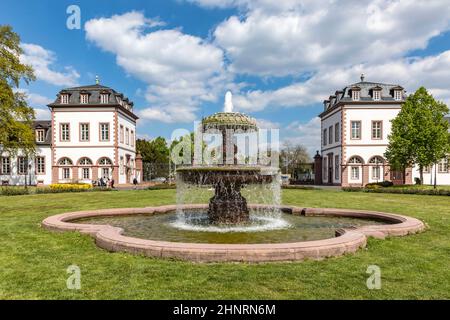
top-left (385, 87), bottom-right (450, 184)
top-left (136, 137), bottom-right (170, 179)
top-left (0, 25), bottom-right (36, 156)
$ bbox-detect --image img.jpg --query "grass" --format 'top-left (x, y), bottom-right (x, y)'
top-left (0, 188), bottom-right (449, 299)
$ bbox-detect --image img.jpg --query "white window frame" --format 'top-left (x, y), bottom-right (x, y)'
top-left (334, 123), bottom-right (339, 143)
top-left (80, 123), bottom-right (89, 142)
top-left (82, 168), bottom-right (90, 179)
top-left (394, 90), bottom-right (402, 101)
top-left (352, 90), bottom-right (360, 101)
top-left (125, 128), bottom-right (130, 145)
top-left (62, 168), bottom-right (71, 180)
top-left (17, 157), bottom-right (28, 174)
top-left (80, 94), bottom-right (89, 104)
top-left (100, 93), bottom-right (109, 104)
top-left (438, 158), bottom-right (449, 173)
top-left (328, 126), bottom-right (333, 144)
top-left (373, 90), bottom-right (381, 101)
top-left (36, 129), bottom-right (45, 143)
top-left (372, 166), bottom-right (381, 180)
top-left (334, 155), bottom-right (339, 180)
top-left (102, 168), bottom-right (110, 179)
top-left (61, 94), bottom-right (69, 104)
top-left (36, 157), bottom-right (45, 175)
top-left (372, 121), bottom-right (382, 140)
top-left (351, 166), bottom-right (359, 180)
top-left (100, 123), bottom-right (110, 141)
top-left (60, 123), bottom-right (70, 142)
top-left (1, 157), bottom-right (11, 175)
top-left (351, 121), bottom-right (361, 139)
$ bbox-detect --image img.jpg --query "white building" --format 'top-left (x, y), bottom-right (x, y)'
top-left (1, 83), bottom-right (142, 186)
top-left (317, 75), bottom-right (450, 186)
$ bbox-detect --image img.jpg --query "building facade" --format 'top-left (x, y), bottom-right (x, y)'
top-left (0, 84), bottom-right (142, 186)
top-left (316, 76), bottom-right (450, 186)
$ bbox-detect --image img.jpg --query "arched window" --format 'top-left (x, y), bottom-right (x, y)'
top-left (369, 156), bottom-right (384, 164)
top-left (369, 156), bottom-right (384, 180)
top-left (79, 157), bottom-right (93, 166)
top-left (98, 157), bottom-right (112, 166)
top-left (58, 157), bottom-right (73, 166)
top-left (348, 156), bottom-right (362, 180)
top-left (348, 156), bottom-right (363, 164)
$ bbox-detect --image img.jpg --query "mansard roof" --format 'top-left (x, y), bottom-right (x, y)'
top-left (319, 78), bottom-right (406, 118)
top-left (48, 83), bottom-right (138, 120)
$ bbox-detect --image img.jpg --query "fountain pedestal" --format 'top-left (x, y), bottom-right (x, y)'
top-left (208, 181), bottom-right (249, 224)
top-left (177, 167), bottom-right (276, 225)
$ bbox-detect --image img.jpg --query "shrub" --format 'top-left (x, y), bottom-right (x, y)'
top-left (415, 177), bottom-right (421, 185)
top-left (365, 181), bottom-right (394, 188)
top-left (352, 186), bottom-right (450, 196)
top-left (49, 183), bottom-right (92, 193)
top-left (147, 184), bottom-right (176, 190)
top-left (342, 187), bottom-right (363, 192)
top-left (0, 187), bottom-right (31, 196)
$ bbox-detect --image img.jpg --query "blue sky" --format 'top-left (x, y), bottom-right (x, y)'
top-left (2, 0), bottom-right (450, 155)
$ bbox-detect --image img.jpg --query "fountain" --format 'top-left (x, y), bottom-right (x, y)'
top-left (176, 91), bottom-right (279, 225)
top-left (41, 91), bottom-right (425, 262)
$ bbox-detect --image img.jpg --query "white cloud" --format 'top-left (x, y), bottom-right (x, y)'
top-left (27, 92), bottom-right (53, 106)
top-left (20, 44), bottom-right (80, 86)
top-left (211, 0), bottom-right (450, 77)
top-left (14, 89), bottom-right (52, 120)
top-left (33, 107), bottom-right (51, 120)
top-left (234, 50), bottom-right (450, 112)
top-left (256, 118), bottom-right (279, 129)
top-left (85, 11), bottom-right (226, 123)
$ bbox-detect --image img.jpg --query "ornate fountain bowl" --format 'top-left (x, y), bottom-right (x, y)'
top-left (202, 112), bottom-right (258, 131)
top-left (176, 166), bottom-right (275, 185)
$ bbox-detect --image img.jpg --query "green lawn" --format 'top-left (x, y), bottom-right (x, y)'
top-left (0, 189), bottom-right (449, 299)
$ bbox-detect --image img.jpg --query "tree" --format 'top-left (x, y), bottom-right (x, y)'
top-left (279, 142), bottom-right (311, 175)
top-left (385, 87), bottom-right (450, 185)
top-left (0, 25), bottom-right (36, 156)
top-left (136, 137), bottom-right (170, 179)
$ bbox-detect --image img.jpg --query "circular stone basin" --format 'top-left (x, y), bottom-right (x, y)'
top-left (41, 204), bottom-right (425, 263)
top-left (75, 210), bottom-right (389, 244)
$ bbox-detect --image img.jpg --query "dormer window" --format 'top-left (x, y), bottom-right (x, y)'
top-left (100, 93), bottom-right (109, 104)
top-left (36, 129), bottom-right (45, 143)
top-left (373, 90), bottom-right (381, 101)
top-left (80, 94), bottom-right (89, 104)
top-left (352, 90), bottom-right (360, 101)
top-left (394, 90), bottom-right (402, 101)
top-left (61, 94), bottom-right (69, 104)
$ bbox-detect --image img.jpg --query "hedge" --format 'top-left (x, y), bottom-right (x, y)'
top-left (343, 186), bottom-right (450, 196)
top-left (0, 187), bottom-right (31, 196)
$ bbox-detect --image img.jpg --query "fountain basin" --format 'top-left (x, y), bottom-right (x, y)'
top-left (41, 204), bottom-right (425, 262)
